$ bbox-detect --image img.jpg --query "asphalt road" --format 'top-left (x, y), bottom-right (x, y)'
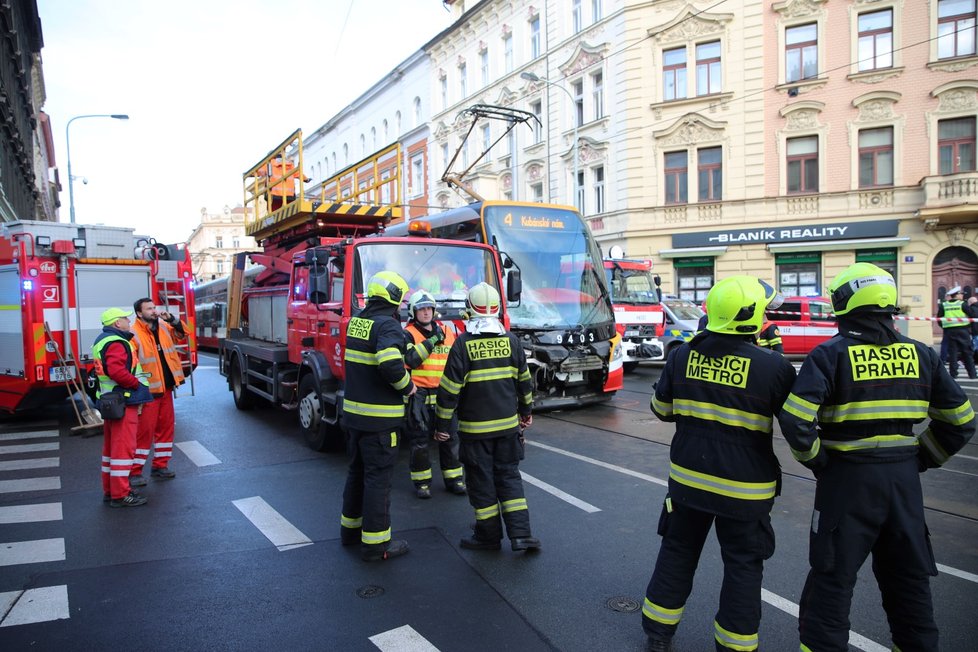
top-left (0, 355), bottom-right (976, 651)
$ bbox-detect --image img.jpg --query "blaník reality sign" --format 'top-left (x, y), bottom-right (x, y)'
top-left (672, 219), bottom-right (899, 248)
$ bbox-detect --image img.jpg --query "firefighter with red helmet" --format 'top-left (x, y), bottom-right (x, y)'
top-left (779, 263), bottom-right (975, 651)
top-left (434, 282), bottom-right (539, 553)
top-left (643, 276), bottom-right (796, 652)
top-left (403, 289), bottom-right (466, 499)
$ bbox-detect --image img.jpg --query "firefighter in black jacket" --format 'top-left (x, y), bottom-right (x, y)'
top-left (339, 271), bottom-right (420, 562)
top-left (779, 263), bottom-right (976, 652)
top-left (434, 283), bottom-right (539, 553)
top-left (643, 276), bottom-right (796, 652)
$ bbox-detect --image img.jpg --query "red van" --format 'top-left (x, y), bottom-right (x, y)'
top-left (765, 296), bottom-right (838, 355)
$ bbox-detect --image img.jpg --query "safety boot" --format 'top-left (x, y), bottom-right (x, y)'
top-left (511, 537), bottom-right (541, 552)
top-left (129, 474), bottom-right (147, 487)
top-left (645, 637), bottom-right (672, 652)
top-left (448, 481), bottom-right (467, 495)
top-left (361, 540), bottom-right (410, 562)
top-left (416, 484), bottom-right (431, 499)
top-left (151, 467), bottom-right (176, 479)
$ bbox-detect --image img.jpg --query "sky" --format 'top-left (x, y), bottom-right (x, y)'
top-left (37, 0), bottom-right (457, 244)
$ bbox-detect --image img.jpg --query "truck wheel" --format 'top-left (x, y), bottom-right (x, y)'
top-left (230, 357), bottom-right (254, 411)
top-left (298, 375), bottom-right (329, 450)
top-left (623, 361), bottom-right (639, 373)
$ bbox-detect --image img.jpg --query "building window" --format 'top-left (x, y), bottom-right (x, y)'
top-left (482, 124), bottom-right (491, 160)
top-left (462, 140), bottom-right (470, 168)
top-left (856, 248), bottom-right (897, 280)
top-left (360, 134), bottom-right (366, 156)
top-left (786, 136), bottom-right (819, 194)
top-left (215, 235), bottom-right (223, 249)
top-left (576, 170), bottom-right (585, 212)
top-left (503, 33), bottom-right (513, 72)
top-left (859, 127), bottom-right (894, 187)
top-left (440, 77), bottom-right (447, 109)
top-left (591, 71), bottom-right (604, 120)
top-left (593, 165), bottom-right (605, 213)
top-left (592, 0), bottom-right (602, 22)
top-left (531, 100), bottom-right (543, 143)
top-left (858, 9), bottom-right (893, 71)
top-left (232, 237), bottom-right (240, 248)
top-left (459, 63), bottom-right (467, 99)
top-left (674, 258), bottom-right (713, 303)
top-left (216, 259), bottom-right (224, 275)
top-left (695, 41), bottom-right (722, 96)
top-left (665, 151), bottom-right (688, 204)
top-left (663, 47), bottom-right (687, 101)
top-left (413, 98), bottom-right (422, 127)
top-left (572, 0), bottom-right (582, 33)
top-left (939, 117), bottom-right (977, 174)
top-left (410, 155), bottom-right (424, 198)
top-left (531, 182), bottom-right (544, 203)
top-left (697, 147), bottom-right (722, 201)
top-left (441, 143), bottom-right (449, 172)
top-left (530, 16), bottom-right (541, 59)
top-left (572, 80), bottom-right (585, 126)
top-left (481, 49), bottom-right (489, 87)
top-left (777, 254), bottom-right (821, 296)
top-left (786, 23), bottom-right (818, 82)
top-left (938, 0), bottom-right (977, 59)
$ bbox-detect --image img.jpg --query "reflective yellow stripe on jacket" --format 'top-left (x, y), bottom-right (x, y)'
top-left (669, 462), bottom-right (777, 501)
top-left (672, 398), bottom-right (773, 433)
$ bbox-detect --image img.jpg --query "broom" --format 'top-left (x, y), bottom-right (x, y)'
top-left (43, 322), bottom-right (103, 435)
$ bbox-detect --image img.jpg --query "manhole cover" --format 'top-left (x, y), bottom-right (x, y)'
top-left (357, 585), bottom-right (385, 599)
top-left (606, 596), bottom-right (640, 613)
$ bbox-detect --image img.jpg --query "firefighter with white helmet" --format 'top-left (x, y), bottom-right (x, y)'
top-left (402, 289), bottom-right (466, 498)
top-left (779, 262), bottom-right (975, 651)
top-left (434, 282), bottom-right (539, 552)
top-left (339, 270), bottom-right (417, 562)
top-left (644, 276), bottom-right (796, 652)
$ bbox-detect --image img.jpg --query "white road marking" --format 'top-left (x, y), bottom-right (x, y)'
top-left (760, 589), bottom-right (887, 652)
top-left (0, 477), bottom-right (61, 494)
top-left (937, 563), bottom-right (978, 583)
top-left (952, 453), bottom-right (978, 461)
top-left (0, 538), bottom-right (66, 566)
top-left (0, 443), bottom-right (59, 455)
top-left (175, 440), bottom-right (222, 466)
top-left (369, 624), bottom-right (440, 651)
top-left (0, 585), bottom-right (70, 627)
top-left (0, 457), bottom-right (59, 471)
top-left (0, 430), bottom-right (58, 441)
top-left (0, 503), bottom-right (62, 524)
top-left (526, 440), bottom-right (668, 487)
top-left (520, 472), bottom-right (601, 513)
top-left (939, 467), bottom-right (978, 478)
top-left (232, 496), bottom-right (313, 551)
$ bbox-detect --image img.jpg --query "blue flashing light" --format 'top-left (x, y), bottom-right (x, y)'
top-left (22, 279), bottom-right (33, 291)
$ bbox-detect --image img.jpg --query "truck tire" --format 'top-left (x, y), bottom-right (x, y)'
top-left (298, 375), bottom-right (345, 451)
top-left (230, 356), bottom-right (255, 411)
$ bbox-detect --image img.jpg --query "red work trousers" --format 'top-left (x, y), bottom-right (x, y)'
top-left (101, 406), bottom-right (139, 499)
top-left (132, 389), bottom-right (175, 474)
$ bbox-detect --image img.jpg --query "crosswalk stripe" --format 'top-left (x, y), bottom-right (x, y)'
top-left (0, 457), bottom-right (60, 471)
top-left (0, 443), bottom-right (59, 455)
top-left (0, 503), bottom-right (62, 524)
top-left (0, 585), bottom-right (70, 627)
top-left (0, 538), bottom-right (66, 566)
top-left (526, 440), bottom-right (668, 487)
top-left (232, 496), bottom-right (313, 551)
top-left (369, 624), bottom-right (440, 651)
top-left (520, 471), bottom-right (601, 513)
top-left (175, 440), bottom-right (222, 466)
top-left (760, 589), bottom-right (887, 652)
top-left (0, 477), bottom-right (61, 494)
top-left (937, 563), bottom-right (978, 584)
top-left (0, 430), bottom-right (59, 441)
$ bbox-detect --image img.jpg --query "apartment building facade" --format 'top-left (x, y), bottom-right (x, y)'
top-left (186, 206), bottom-right (257, 282)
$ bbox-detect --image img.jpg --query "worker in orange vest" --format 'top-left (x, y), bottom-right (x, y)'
top-left (403, 289), bottom-right (467, 498)
top-left (259, 156), bottom-right (310, 211)
top-left (129, 297), bottom-right (188, 485)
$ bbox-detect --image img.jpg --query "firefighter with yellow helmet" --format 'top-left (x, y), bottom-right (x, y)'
top-left (434, 282), bottom-right (539, 552)
top-left (779, 262), bottom-right (975, 651)
top-left (644, 276), bottom-right (796, 652)
top-left (403, 289), bottom-right (466, 498)
top-left (339, 271), bottom-right (418, 562)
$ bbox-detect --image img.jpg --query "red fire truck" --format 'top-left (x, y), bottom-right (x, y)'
top-left (219, 130), bottom-right (518, 450)
top-left (604, 256), bottom-right (664, 371)
top-left (0, 220), bottom-right (197, 413)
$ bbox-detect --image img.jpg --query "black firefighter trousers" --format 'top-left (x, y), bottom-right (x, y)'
top-left (340, 427), bottom-right (400, 555)
top-left (407, 398), bottom-right (462, 489)
top-left (459, 432), bottom-right (531, 542)
top-left (799, 457), bottom-right (938, 652)
top-left (643, 502), bottom-right (775, 651)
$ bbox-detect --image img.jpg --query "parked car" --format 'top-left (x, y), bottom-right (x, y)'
top-left (765, 296), bottom-right (838, 355)
top-left (659, 297), bottom-right (705, 360)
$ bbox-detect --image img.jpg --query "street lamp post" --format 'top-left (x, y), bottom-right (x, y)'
top-left (521, 71), bottom-right (579, 211)
top-left (66, 114), bottom-right (129, 224)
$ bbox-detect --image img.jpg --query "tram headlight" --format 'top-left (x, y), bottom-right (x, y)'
top-left (612, 341), bottom-right (623, 361)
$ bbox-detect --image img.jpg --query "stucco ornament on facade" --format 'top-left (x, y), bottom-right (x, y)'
top-left (947, 226), bottom-right (966, 245)
top-left (652, 10), bottom-right (730, 44)
top-left (577, 139), bottom-right (606, 165)
top-left (654, 114), bottom-right (725, 148)
top-left (559, 42), bottom-right (608, 78)
top-left (526, 163), bottom-right (543, 181)
top-left (772, 0), bottom-right (828, 19)
top-left (937, 89), bottom-right (978, 112)
top-left (856, 100), bottom-right (895, 122)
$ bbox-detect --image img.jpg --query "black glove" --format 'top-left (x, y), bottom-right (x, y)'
top-left (431, 326), bottom-right (445, 345)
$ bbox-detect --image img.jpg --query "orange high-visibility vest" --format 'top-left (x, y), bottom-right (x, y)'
top-left (132, 318), bottom-right (187, 396)
top-left (405, 322), bottom-right (456, 390)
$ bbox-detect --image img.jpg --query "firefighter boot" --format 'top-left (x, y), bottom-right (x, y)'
top-left (416, 484), bottom-right (431, 499)
top-left (511, 537), bottom-right (541, 552)
top-left (646, 637), bottom-right (673, 652)
top-left (361, 540), bottom-right (410, 562)
top-left (448, 480), bottom-right (467, 495)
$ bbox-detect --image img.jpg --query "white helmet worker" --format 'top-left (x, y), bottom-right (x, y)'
top-left (466, 283), bottom-right (501, 318)
top-left (408, 289), bottom-right (437, 321)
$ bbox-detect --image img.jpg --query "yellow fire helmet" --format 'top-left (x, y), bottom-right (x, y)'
top-left (829, 262), bottom-right (897, 316)
top-left (705, 276), bottom-right (782, 335)
top-left (366, 271), bottom-right (409, 306)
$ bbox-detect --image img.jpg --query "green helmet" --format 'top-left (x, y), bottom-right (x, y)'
top-left (829, 262), bottom-right (896, 315)
top-left (408, 289), bottom-right (437, 320)
top-left (366, 271), bottom-right (409, 306)
top-left (705, 276), bottom-right (782, 335)
top-left (466, 282), bottom-right (501, 318)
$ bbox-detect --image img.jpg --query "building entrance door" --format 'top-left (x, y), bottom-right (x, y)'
top-left (932, 246), bottom-right (978, 339)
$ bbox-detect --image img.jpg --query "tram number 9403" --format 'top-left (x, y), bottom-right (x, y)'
top-left (556, 331), bottom-right (595, 345)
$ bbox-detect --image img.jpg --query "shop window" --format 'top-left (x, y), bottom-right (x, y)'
top-left (674, 259), bottom-right (714, 303)
top-left (856, 248), bottom-right (898, 281)
top-left (777, 253), bottom-right (821, 296)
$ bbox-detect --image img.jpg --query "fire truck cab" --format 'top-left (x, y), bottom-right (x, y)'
top-left (604, 253), bottom-right (664, 371)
